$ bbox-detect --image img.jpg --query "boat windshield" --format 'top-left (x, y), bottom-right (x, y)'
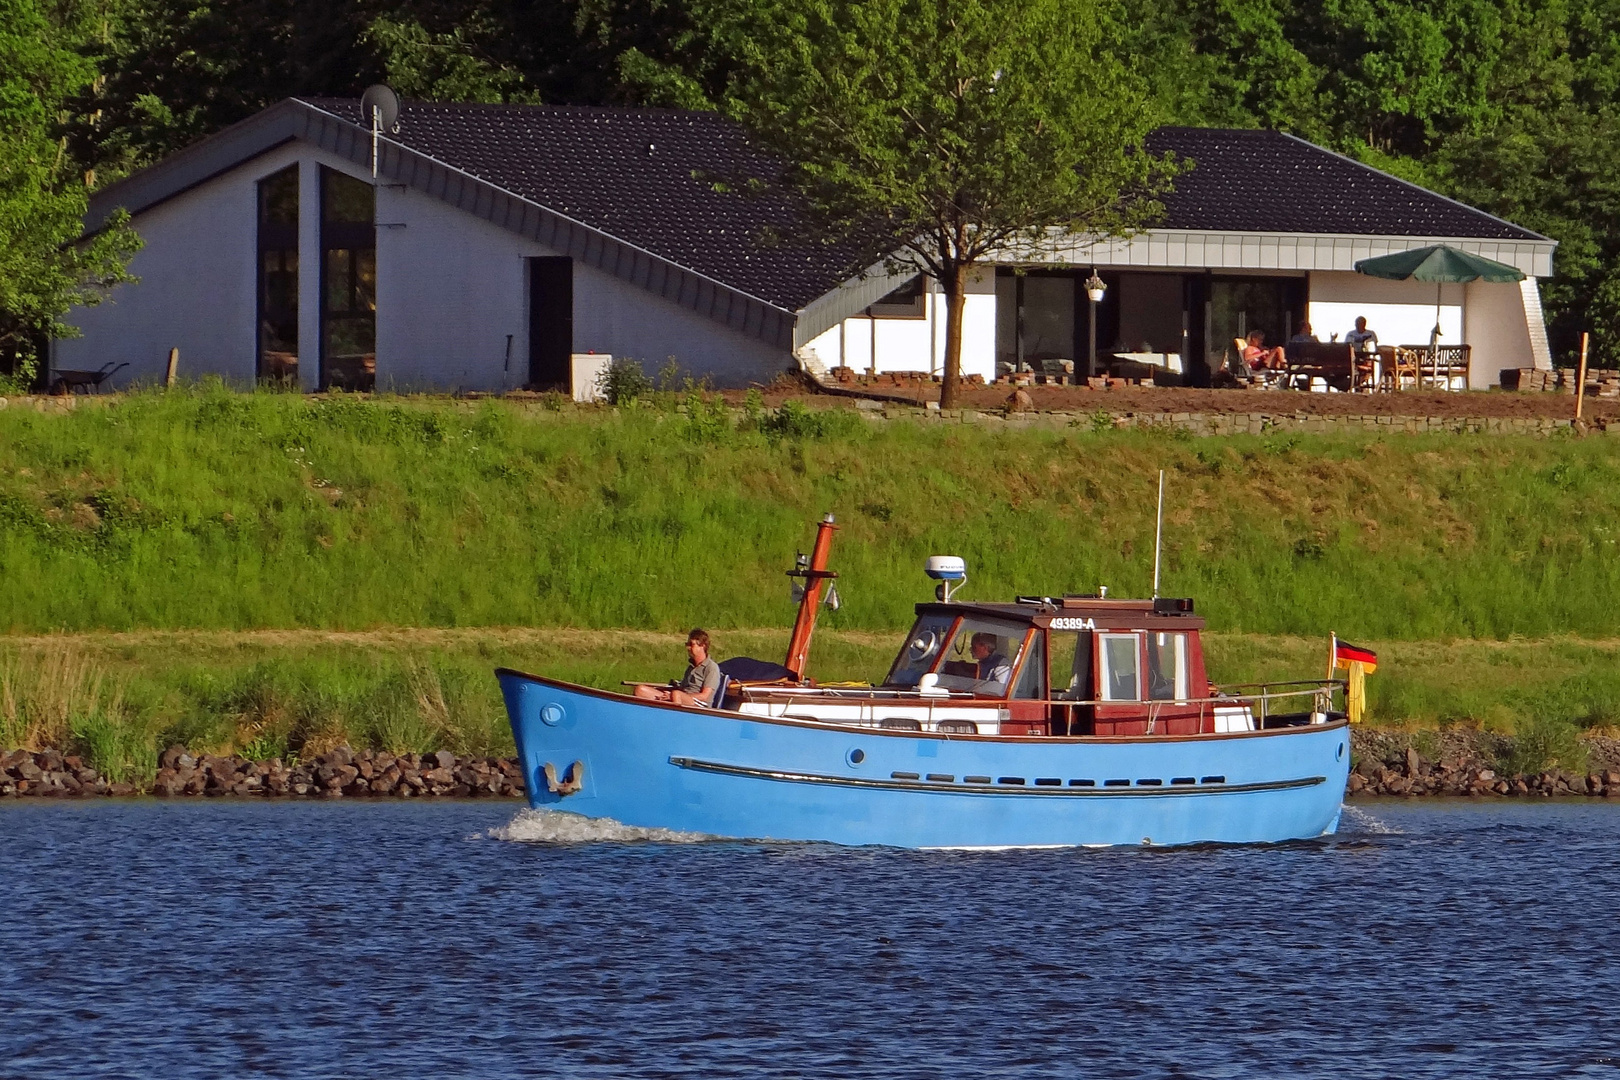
top-left (884, 614), bottom-right (1029, 696)
top-left (885, 613), bottom-right (957, 687)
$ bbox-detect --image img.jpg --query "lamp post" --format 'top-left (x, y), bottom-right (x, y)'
top-left (1084, 269), bottom-right (1107, 379)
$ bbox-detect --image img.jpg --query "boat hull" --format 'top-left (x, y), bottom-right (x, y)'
top-left (498, 670), bottom-right (1350, 848)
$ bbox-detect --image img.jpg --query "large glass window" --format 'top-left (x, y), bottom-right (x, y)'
top-left (933, 617), bottom-right (1027, 696)
top-left (1098, 633), bottom-right (1141, 701)
top-left (995, 271), bottom-right (1077, 375)
top-left (885, 613), bottom-right (959, 688)
top-left (257, 167), bottom-right (299, 382)
top-left (1209, 278), bottom-right (1304, 373)
top-left (1146, 632), bottom-right (1190, 701)
top-left (321, 169), bottom-right (376, 391)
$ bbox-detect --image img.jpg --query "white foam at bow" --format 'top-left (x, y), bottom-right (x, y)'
top-left (486, 808), bottom-right (714, 844)
top-left (1339, 804), bottom-right (1402, 835)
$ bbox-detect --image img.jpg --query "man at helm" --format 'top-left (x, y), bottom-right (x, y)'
top-left (969, 632), bottom-right (1012, 695)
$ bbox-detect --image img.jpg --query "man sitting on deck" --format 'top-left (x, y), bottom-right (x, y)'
top-left (969, 633), bottom-right (1013, 695)
top-left (635, 628), bottom-right (722, 707)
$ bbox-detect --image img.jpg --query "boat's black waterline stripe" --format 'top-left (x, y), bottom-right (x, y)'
top-left (668, 757), bottom-right (1327, 797)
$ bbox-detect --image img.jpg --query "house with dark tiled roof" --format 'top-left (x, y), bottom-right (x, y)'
top-left (58, 98), bottom-right (1555, 392)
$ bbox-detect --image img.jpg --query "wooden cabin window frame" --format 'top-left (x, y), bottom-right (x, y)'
top-left (1007, 628), bottom-right (1044, 700)
top-left (1096, 632), bottom-right (1143, 701)
top-left (1146, 630), bottom-right (1191, 702)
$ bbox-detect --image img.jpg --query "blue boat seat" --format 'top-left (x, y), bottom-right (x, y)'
top-left (707, 673), bottom-right (734, 710)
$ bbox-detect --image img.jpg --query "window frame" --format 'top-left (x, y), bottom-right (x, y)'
top-left (1096, 632), bottom-right (1143, 702)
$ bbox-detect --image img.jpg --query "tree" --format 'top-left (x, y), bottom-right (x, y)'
top-left (0, 0), bottom-right (139, 379)
top-left (708, 0), bottom-right (1179, 408)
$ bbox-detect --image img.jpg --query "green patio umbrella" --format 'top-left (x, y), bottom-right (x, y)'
top-left (1353, 245), bottom-right (1525, 355)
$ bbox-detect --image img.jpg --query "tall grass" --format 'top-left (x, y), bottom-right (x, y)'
top-left (3, 385), bottom-right (1620, 639)
top-left (0, 629), bottom-right (1615, 785)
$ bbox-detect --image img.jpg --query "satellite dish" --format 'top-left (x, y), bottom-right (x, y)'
top-left (359, 84), bottom-right (399, 133)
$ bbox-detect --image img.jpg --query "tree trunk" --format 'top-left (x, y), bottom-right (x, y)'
top-left (939, 263), bottom-right (969, 410)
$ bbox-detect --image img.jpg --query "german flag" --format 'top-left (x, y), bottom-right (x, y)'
top-left (1333, 638), bottom-right (1378, 672)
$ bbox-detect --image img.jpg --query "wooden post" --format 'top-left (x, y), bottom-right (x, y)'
top-left (1575, 332), bottom-right (1590, 421)
top-left (165, 347), bottom-right (179, 388)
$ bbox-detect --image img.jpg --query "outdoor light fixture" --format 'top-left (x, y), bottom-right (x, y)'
top-left (1085, 269), bottom-right (1106, 378)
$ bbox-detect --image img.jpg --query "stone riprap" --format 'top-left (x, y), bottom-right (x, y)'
top-left (0, 746), bottom-right (525, 799)
top-left (1346, 728), bottom-right (1620, 799)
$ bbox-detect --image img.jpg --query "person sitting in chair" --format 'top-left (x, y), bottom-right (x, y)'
top-left (969, 633), bottom-right (1013, 695)
top-left (1242, 330), bottom-right (1288, 371)
top-left (1289, 322), bottom-right (1319, 345)
top-left (635, 628), bottom-right (722, 707)
top-left (1345, 316), bottom-right (1379, 355)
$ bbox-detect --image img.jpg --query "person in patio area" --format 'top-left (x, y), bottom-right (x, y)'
top-left (1345, 316), bottom-right (1379, 354)
top-left (1242, 330), bottom-right (1287, 370)
top-left (635, 628), bottom-right (722, 707)
top-left (1289, 322), bottom-right (1319, 344)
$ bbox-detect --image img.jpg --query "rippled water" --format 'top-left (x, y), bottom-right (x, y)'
top-left (3, 799), bottom-right (1619, 1078)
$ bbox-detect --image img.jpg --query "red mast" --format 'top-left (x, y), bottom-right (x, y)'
top-left (783, 514), bottom-right (839, 682)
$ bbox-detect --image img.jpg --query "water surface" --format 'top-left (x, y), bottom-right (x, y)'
top-left (2, 799), bottom-right (1618, 1078)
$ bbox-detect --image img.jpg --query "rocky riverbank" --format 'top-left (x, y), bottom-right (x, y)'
top-left (0, 746), bottom-right (525, 799)
top-left (1347, 728), bottom-right (1620, 798)
top-left (4, 730), bottom-right (1620, 801)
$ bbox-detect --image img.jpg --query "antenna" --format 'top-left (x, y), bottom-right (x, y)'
top-left (359, 84), bottom-right (400, 180)
top-left (1152, 469), bottom-right (1165, 599)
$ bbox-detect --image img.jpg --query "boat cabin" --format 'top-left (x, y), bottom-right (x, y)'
top-left (734, 595), bottom-right (1272, 738)
top-left (884, 596), bottom-right (1211, 736)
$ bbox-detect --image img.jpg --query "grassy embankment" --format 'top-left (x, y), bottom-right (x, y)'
top-left (2, 385), bottom-right (1618, 780)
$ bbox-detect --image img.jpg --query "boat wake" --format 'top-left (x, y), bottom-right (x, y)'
top-left (1339, 803), bottom-right (1402, 835)
top-left (486, 807), bottom-right (715, 845)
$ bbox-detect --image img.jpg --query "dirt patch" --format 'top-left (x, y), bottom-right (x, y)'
top-left (721, 382), bottom-right (1620, 421)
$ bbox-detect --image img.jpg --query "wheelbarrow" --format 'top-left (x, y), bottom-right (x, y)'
top-left (51, 362), bottom-right (128, 394)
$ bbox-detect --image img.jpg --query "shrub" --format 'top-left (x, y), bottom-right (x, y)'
top-left (596, 358), bottom-right (653, 405)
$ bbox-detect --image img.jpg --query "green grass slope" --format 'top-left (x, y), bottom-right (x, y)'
top-left (2, 386), bottom-right (1618, 638)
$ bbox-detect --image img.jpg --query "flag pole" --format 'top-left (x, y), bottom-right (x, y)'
top-left (1152, 470), bottom-right (1165, 599)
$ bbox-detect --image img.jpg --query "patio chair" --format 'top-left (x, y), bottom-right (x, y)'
top-left (1382, 347), bottom-right (1420, 391)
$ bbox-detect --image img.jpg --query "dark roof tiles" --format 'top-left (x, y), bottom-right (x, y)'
top-left (303, 98), bottom-right (854, 310)
top-left (300, 100), bottom-right (1544, 310)
top-left (1147, 127), bottom-right (1542, 241)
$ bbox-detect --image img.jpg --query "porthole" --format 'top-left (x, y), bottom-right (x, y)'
top-left (1337, 742), bottom-right (1346, 761)
top-left (540, 703), bottom-right (565, 727)
top-left (846, 748), bottom-right (866, 767)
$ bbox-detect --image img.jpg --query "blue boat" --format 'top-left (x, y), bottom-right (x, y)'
top-left (498, 516), bottom-right (1350, 848)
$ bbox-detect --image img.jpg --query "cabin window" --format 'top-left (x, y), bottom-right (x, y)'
top-left (1047, 631), bottom-right (1093, 700)
top-left (932, 617), bottom-right (1027, 695)
top-left (1147, 632), bottom-right (1190, 701)
top-left (1010, 632), bottom-right (1044, 699)
top-left (885, 613), bottom-right (958, 687)
top-left (1098, 633), bottom-right (1141, 701)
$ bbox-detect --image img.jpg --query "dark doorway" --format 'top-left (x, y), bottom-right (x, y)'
top-left (528, 257), bottom-right (573, 390)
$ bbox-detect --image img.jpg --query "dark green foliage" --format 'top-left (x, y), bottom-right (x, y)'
top-left (26, 0), bottom-right (1620, 368)
top-left (596, 357), bottom-right (653, 405)
top-left (0, 0), bottom-right (140, 373)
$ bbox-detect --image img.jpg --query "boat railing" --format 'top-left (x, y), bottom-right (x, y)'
top-left (739, 680), bottom-right (1345, 725)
